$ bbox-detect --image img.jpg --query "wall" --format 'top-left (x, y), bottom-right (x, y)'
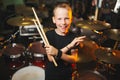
top-left (2, 0), bottom-right (24, 9)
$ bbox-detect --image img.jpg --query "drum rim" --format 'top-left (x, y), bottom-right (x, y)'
top-left (10, 54), bottom-right (21, 58)
top-left (33, 53), bottom-right (44, 57)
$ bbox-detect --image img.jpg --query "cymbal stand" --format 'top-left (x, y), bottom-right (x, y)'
top-left (94, 0), bottom-right (103, 21)
top-left (113, 40), bottom-right (119, 50)
top-left (93, 31), bottom-right (107, 47)
top-left (0, 30), bottom-right (19, 47)
top-left (95, 59), bottom-right (116, 79)
top-left (28, 36), bottom-right (41, 42)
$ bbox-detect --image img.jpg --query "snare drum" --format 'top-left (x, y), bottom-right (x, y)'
top-left (12, 66), bottom-right (45, 80)
top-left (27, 41), bottom-right (46, 68)
top-left (2, 43), bottom-right (26, 70)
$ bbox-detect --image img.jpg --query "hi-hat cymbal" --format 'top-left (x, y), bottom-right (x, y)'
top-left (75, 20), bottom-right (111, 31)
top-left (77, 38), bottom-right (99, 63)
top-left (95, 47), bottom-right (120, 64)
top-left (7, 16), bottom-right (41, 26)
top-left (103, 29), bottom-right (120, 41)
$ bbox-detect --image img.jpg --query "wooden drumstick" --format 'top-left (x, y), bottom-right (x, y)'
top-left (32, 7), bottom-right (58, 67)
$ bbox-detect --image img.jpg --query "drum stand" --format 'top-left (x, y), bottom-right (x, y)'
top-left (95, 59), bottom-right (116, 80)
top-left (113, 40), bottom-right (120, 50)
top-left (0, 30), bottom-right (20, 47)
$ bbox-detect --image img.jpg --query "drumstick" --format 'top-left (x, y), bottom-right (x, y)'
top-left (33, 20), bottom-right (58, 67)
top-left (32, 7), bottom-right (58, 67)
top-left (32, 8), bottom-right (58, 67)
top-left (32, 7), bottom-right (48, 45)
top-left (33, 20), bottom-right (46, 46)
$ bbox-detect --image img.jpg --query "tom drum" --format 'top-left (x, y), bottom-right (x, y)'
top-left (2, 43), bottom-right (26, 70)
top-left (27, 41), bottom-right (46, 68)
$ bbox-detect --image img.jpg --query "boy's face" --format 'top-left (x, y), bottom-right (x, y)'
top-left (52, 7), bottom-right (72, 34)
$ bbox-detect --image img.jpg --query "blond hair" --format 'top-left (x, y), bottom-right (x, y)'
top-left (53, 2), bottom-right (72, 18)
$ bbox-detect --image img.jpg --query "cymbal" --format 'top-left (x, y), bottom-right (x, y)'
top-left (95, 47), bottom-right (120, 64)
top-left (7, 16), bottom-right (41, 26)
top-left (75, 20), bottom-right (111, 31)
top-left (103, 29), bottom-right (120, 41)
top-left (77, 38), bottom-right (99, 63)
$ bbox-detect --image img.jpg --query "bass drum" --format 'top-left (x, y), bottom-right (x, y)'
top-left (12, 66), bottom-right (45, 80)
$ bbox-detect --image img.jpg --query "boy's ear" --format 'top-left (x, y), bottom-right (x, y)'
top-left (52, 17), bottom-right (55, 24)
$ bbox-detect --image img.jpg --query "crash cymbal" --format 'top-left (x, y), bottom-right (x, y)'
top-left (7, 16), bottom-right (41, 26)
top-left (103, 29), bottom-right (120, 41)
top-left (77, 38), bottom-right (99, 63)
top-left (95, 47), bottom-right (120, 64)
top-left (75, 20), bottom-right (111, 31)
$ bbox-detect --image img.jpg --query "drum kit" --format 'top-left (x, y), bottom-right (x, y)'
top-left (0, 14), bottom-right (48, 79)
top-left (73, 20), bottom-right (120, 80)
top-left (0, 14), bottom-right (120, 80)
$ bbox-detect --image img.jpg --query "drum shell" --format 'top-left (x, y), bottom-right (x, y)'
top-left (27, 41), bottom-right (46, 68)
top-left (32, 53), bottom-right (46, 68)
top-left (2, 43), bottom-right (26, 70)
top-left (27, 41), bottom-right (46, 54)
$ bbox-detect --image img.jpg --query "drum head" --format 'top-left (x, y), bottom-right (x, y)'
top-left (28, 41), bottom-right (46, 54)
top-left (2, 43), bottom-right (25, 56)
top-left (12, 66), bottom-right (45, 80)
